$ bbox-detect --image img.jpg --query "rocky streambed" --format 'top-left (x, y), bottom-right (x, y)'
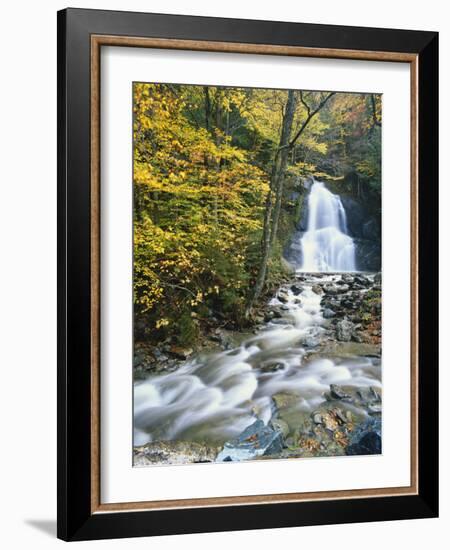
top-left (134, 272), bottom-right (382, 466)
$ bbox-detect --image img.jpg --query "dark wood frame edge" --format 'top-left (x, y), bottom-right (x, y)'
top-left (57, 8), bottom-right (439, 541)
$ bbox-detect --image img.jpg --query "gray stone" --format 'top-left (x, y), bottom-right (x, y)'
top-left (270, 418), bottom-right (290, 438)
top-left (290, 284), bottom-right (304, 295)
top-left (134, 440), bottom-right (220, 466)
top-left (337, 284), bottom-right (350, 293)
top-left (336, 319), bottom-right (354, 342)
top-left (169, 346), bottom-right (193, 360)
top-left (330, 384), bottom-right (350, 400)
top-left (153, 349), bottom-right (169, 362)
top-left (323, 308), bottom-right (336, 319)
top-left (217, 419), bottom-right (284, 462)
top-left (260, 362), bottom-right (285, 373)
top-left (313, 413), bottom-right (323, 424)
top-left (347, 431), bottom-right (381, 455)
top-left (324, 285), bottom-right (340, 295)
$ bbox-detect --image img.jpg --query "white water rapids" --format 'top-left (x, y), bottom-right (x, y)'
top-left (299, 180), bottom-right (356, 272)
top-left (134, 275), bottom-right (381, 447)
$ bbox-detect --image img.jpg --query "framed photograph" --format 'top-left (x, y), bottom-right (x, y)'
top-left (57, 8), bottom-right (438, 541)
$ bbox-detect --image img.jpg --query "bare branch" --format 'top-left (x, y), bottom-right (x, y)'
top-left (299, 91), bottom-right (311, 117)
top-left (288, 92), bottom-right (335, 148)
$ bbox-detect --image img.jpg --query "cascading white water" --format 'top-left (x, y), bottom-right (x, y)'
top-left (134, 275), bottom-right (380, 448)
top-left (299, 180), bottom-right (356, 272)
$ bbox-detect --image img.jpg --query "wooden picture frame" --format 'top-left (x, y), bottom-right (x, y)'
top-left (57, 8), bottom-right (438, 541)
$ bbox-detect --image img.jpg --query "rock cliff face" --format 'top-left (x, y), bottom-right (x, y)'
top-left (340, 196), bottom-right (381, 272)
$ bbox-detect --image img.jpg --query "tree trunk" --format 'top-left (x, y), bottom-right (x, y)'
top-left (246, 90), bottom-right (297, 314)
top-left (269, 94), bottom-right (297, 249)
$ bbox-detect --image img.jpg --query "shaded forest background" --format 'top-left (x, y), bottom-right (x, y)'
top-left (133, 83), bottom-right (381, 348)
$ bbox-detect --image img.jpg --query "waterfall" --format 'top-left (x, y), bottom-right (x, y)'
top-left (299, 180), bottom-right (356, 272)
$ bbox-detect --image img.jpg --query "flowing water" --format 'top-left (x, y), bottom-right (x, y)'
top-left (134, 274), bottom-right (381, 448)
top-left (299, 180), bottom-right (356, 272)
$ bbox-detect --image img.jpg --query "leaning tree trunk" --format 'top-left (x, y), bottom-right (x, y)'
top-left (246, 90), bottom-right (297, 315)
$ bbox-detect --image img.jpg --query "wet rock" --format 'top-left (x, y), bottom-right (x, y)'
top-left (134, 440), bottom-right (220, 466)
top-left (323, 308), bottom-right (336, 319)
top-left (313, 413), bottom-right (323, 425)
top-left (169, 346), bottom-right (194, 360)
top-left (354, 275), bottom-right (370, 287)
top-left (260, 362), bottom-right (285, 373)
top-left (347, 431), bottom-right (381, 455)
top-left (336, 319), bottom-right (354, 342)
top-left (134, 349), bottom-right (157, 370)
top-left (277, 292), bottom-right (289, 303)
top-left (264, 310), bottom-right (275, 322)
top-left (330, 384), bottom-right (351, 400)
top-left (285, 436), bottom-right (296, 448)
top-left (315, 341), bottom-right (381, 360)
top-left (153, 348), bottom-right (169, 362)
top-left (270, 418), bottom-right (290, 438)
top-left (368, 404), bottom-right (382, 414)
top-left (333, 408), bottom-right (348, 424)
top-left (303, 336), bottom-right (320, 348)
top-left (374, 272), bottom-right (382, 284)
top-left (370, 387), bottom-right (381, 401)
top-left (346, 418), bottom-right (382, 455)
top-left (265, 309), bottom-right (283, 322)
top-left (342, 274), bottom-right (354, 284)
top-left (272, 393), bottom-right (299, 410)
top-left (217, 419), bottom-right (284, 462)
top-left (312, 284), bottom-right (324, 295)
top-left (338, 284), bottom-right (350, 293)
top-left (324, 284), bottom-right (340, 295)
top-left (290, 283), bottom-right (304, 295)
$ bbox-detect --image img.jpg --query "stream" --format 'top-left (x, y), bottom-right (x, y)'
top-left (134, 273), bottom-right (381, 449)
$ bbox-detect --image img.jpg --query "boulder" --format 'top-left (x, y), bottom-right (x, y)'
top-left (169, 346), bottom-right (194, 360)
top-left (324, 285), bottom-right (340, 295)
top-left (347, 431), bottom-right (381, 455)
top-left (336, 319), bottom-right (354, 342)
top-left (346, 418), bottom-right (382, 456)
top-left (270, 418), bottom-right (290, 438)
top-left (330, 384), bottom-right (351, 400)
top-left (303, 336), bottom-right (320, 348)
top-left (323, 308), bottom-right (336, 319)
top-left (217, 419), bottom-right (284, 462)
top-left (291, 283), bottom-right (304, 295)
top-left (134, 440), bottom-right (220, 466)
